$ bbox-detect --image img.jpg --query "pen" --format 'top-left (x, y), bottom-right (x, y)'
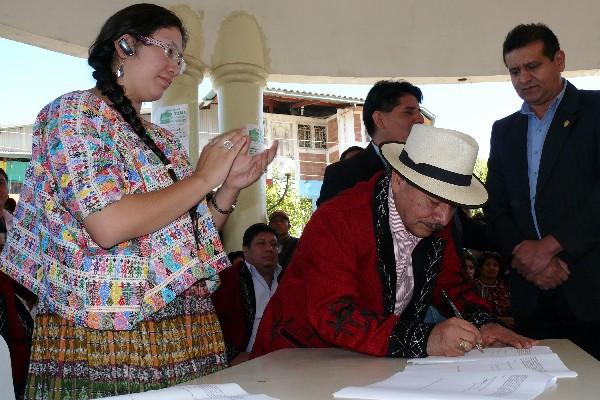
top-left (441, 289), bottom-right (484, 352)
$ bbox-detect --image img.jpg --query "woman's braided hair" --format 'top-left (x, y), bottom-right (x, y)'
top-left (88, 3), bottom-right (187, 170)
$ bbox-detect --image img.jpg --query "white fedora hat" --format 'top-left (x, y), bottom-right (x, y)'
top-left (380, 125), bottom-right (488, 208)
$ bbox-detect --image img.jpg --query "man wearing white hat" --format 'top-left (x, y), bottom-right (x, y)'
top-left (252, 126), bottom-right (534, 358)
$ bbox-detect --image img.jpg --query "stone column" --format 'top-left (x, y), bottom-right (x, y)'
top-left (152, 5), bottom-right (205, 165)
top-left (211, 12), bottom-right (269, 252)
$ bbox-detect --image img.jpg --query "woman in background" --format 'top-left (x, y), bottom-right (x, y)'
top-left (463, 249), bottom-right (476, 280)
top-left (0, 3), bottom-right (276, 399)
top-left (473, 252), bottom-right (513, 327)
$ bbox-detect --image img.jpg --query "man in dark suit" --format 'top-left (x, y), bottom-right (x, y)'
top-left (485, 23), bottom-right (600, 359)
top-left (211, 223), bottom-right (282, 365)
top-left (317, 80), bottom-right (425, 206)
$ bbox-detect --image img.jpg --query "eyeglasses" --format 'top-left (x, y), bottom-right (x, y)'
top-left (138, 35), bottom-right (186, 75)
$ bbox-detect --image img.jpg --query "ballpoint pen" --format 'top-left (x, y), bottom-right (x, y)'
top-left (441, 289), bottom-right (484, 352)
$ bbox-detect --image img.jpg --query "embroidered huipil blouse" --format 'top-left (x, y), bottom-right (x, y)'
top-left (0, 91), bottom-right (229, 330)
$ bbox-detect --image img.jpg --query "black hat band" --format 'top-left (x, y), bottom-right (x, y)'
top-left (398, 150), bottom-right (472, 187)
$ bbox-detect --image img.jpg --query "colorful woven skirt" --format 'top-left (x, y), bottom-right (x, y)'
top-left (25, 285), bottom-right (227, 400)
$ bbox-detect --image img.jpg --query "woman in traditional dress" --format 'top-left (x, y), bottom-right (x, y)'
top-left (0, 3), bottom-right (276, 399)
top-left (473, 252), bottom-right (513, 327)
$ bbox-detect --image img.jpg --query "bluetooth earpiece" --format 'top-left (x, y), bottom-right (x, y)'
top-left (118, 38), bottom-right (134, 56)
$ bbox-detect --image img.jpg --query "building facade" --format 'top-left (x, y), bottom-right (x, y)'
top-left (200, 87), bottom-right (369, 206)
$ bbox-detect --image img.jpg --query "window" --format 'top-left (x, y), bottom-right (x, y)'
top-left (270, 121), bottom-right (294, 158)
top-left (297, 124), bottom-right (327, 149)
top-left (298, 124), bottom-right (312, 148)
top-left (7, 181), bottom-right (22, 196)
top-left (314, 126), bottom-right (327, 149)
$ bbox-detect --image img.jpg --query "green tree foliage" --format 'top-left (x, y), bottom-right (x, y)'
top-left (473, 158), bottom-right (488, 183)
top-left (266, 178), bottom-right (313, 237)
top-left (473, 158), bottom-right (489, 217)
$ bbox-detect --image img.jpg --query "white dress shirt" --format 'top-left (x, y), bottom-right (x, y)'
top-left (245, 261), bottom-right (283, 352)
top-left (388, 182), bottom-right (422, 315)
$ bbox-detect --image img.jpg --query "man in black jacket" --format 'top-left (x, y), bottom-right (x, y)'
top-left (317, 80), bottom-right (424, 206)
top-left (485, 23), bottom-right (600, 359)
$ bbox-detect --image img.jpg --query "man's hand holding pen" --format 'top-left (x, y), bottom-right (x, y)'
top-left (426, 317), bottom-right (484, 356)
top-left (441, 290), bottom-right (484, 353)
top-left (426, 290), bottom-right (539, 356)
top-left (425, 290), bottom-right (482, 356)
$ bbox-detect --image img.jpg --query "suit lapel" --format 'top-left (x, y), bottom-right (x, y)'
top-left (365, 142), bottom-right (386, 174)
top-left (537, 83), bottom-right (579, 195)
top-left (510, 113), bottom-right (531, 202)
top-left (240, 264), bottom-right (256, 336)
top-left (372, 173), bottom-right (396, 314)
top-left (405, 236), bottom-right (444, 319)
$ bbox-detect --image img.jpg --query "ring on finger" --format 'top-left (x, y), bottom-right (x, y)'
top-left (458, 340), bottom-right (469, 352)
top-left (223, 140), bottom-right (234, 150)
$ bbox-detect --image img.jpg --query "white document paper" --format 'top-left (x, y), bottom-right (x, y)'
top-left (334, 370), bottom-right (556, 400)
top-left (96, 383), bottom-right (278, 400)
top-left (408, 346), bottom-right (554, 364)
top-left (405, 353), bottom-right (577, 379)
top-left (335, 347), bottom-right (573, 400)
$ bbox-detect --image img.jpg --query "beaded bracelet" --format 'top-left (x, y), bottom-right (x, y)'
top-left (209, 191), bottom-right (236, 215)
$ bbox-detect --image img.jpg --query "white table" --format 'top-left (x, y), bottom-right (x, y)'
top-left (189, 340), bottom-right (600, 399)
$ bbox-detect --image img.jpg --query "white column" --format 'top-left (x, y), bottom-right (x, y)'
top-left (211, 12), bottom-right (270, 252)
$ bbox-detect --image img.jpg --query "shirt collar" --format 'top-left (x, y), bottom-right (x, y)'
top-left (372, 142), bottom-right (390, 169)
top-left (519, 78), bottom-right (567, 117)
top-left (245, 261), bottom-right (282, 283)
top-left (387, 182), bottom-right (421, 249)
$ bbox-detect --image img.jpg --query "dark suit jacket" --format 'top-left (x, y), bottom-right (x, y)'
top-left (211, 260), bottom-right (255, 360)
top-left (317, 142), bottom-right (384, 206)
top-left (485, 82), bottom-right (600, 320)
top-left (278, 234), bottom-right (298, 268)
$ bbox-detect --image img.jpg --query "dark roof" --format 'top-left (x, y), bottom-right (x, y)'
top-left (200, 87), bottom-right (435, 122)
top-left (201, 87), bottom-right (363, 105)
top-left (263, 87), bottom-right (365, 104)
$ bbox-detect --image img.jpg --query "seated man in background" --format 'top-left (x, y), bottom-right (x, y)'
top-left (268, 210), bottom-right (298, 268)
top-left (339, 145), bottom-right (365, 161)
top-left (227, 250), bottom-right (244, 266)
top-left (252, 126), bottom-right (535, 359)
top-left (4, 197), bottom-right (16, 215)
top-left (212, 223), bottom-right (282, 365)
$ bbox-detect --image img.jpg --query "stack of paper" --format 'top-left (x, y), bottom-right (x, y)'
top-left (96, 383), bottom-right (278, 400)
top-left (334, 346), bottom-right (576, 400)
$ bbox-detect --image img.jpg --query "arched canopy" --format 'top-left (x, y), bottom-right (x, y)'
top-left (1, 0), bottom-right (599, 84)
